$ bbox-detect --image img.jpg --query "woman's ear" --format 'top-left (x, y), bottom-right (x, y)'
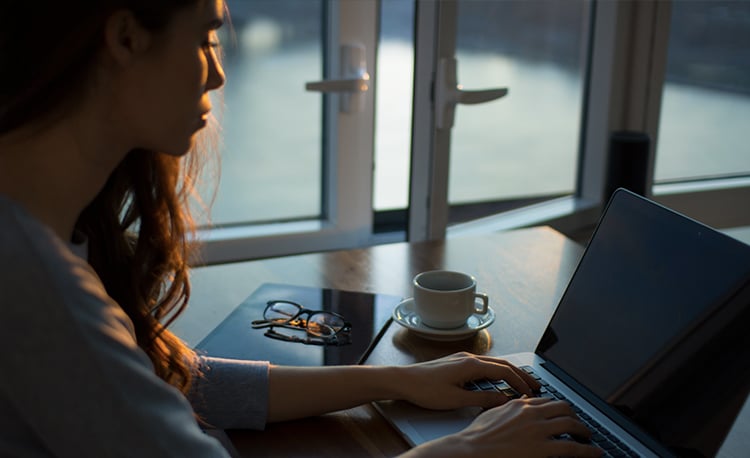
top-left (103, 10), bottom-right (152, 66)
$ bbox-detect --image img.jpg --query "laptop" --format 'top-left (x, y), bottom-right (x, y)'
top-left (371, 189), bottom-right (750, 457)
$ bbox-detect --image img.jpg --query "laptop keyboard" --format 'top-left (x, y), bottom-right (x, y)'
top-left (464, 366), bottom-right (641, 458)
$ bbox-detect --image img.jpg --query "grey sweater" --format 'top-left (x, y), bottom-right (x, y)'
top-left (0, 195), bottom-right (269, 457)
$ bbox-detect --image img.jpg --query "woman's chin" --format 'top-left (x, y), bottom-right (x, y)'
top-left (159, 137), bottom-right (196, 157)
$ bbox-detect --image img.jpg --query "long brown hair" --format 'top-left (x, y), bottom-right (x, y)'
top-left (1, 0), bottom-right (214, 393)
top-left (77, 148), bottom-right (201, 392)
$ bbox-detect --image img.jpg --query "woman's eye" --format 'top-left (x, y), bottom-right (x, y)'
top-left (202, 31), bottom-right (221, 51)
top-left (202, 40), bottom-right (220, 51)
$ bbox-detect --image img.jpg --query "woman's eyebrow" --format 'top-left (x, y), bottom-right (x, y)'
top-left (206, 18), bottom-right (224, 30)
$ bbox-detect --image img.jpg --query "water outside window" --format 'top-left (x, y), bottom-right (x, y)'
top-left (199, 0), bottom-right (323, 227)
top-left (656, 1), bottom-right (750, 183)
top-left (449, 0), bottom-right (589, 205)
top-left (373, 0), bottom-right (415, 211)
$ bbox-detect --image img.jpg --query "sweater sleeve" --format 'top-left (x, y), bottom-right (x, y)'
top-left (0, 202), bottom-right (231, 458)
top-left (189, 356), bottom-right (270, 430)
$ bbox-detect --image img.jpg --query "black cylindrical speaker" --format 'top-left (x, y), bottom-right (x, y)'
top-left (604, 130), bottom-right (651, 202)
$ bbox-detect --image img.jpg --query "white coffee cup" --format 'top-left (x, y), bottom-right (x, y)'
top-left (412, 270), bottom-right (489, 329)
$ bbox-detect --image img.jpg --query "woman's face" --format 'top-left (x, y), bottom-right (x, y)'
top-left (118, 0), bottom-right (225, 156)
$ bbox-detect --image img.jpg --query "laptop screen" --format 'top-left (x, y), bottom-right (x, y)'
top-left (537, 189), bottom-right (750, 456)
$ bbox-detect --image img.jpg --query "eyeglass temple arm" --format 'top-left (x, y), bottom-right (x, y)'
top-left (251, 319), bottom-right (276, 329)
top-left (264, 329), bottom-right (335, 346)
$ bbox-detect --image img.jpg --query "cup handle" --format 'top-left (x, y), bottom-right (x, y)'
top-left (474, 293), bottom-right (489, 315)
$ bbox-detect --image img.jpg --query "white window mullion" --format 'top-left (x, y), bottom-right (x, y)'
top-left (408, 0), bottom-right (459, 242)
top-left (331, 0), bottom-right (377, 238)
top-left (408, 0), bottom-right (441, 242)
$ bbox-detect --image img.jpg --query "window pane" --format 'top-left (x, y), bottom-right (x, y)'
top-left (655, 1), bottom-right (750, 183)
top-left (449, 0), bottom-right (589, 205)
top-left (373, 0), bottom-right (415, 211)
top-left (201, 1), bottom-right (323, 226)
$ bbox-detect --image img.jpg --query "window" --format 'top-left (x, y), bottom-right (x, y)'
top-left (206, 0), bottom-right (324, 226)
top-left (449, 0), bottom-right (590, 220)
top-left (656, 0), bottom-right (750, 183)
top-left (199, 0), bottom-right (750, 264)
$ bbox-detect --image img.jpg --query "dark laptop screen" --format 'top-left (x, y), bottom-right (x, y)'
top-left (537, 189), bottom-right (750, 457)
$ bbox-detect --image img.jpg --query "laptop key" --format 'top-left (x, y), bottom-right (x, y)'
top-left (464, 379), bottom-right (523, 400)
top-left (596, 439), bottom-right (617, 451)
top-left (463, 381), bottom-right (481, 391)
top-left (476, 380), bottom-right (495, 391)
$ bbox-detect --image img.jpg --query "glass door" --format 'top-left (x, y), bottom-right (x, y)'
top-left (408, 0), bottom-right (593, 241)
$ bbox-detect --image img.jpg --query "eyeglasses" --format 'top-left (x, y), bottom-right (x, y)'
top-left (251, 300), bottom-right (352, 346)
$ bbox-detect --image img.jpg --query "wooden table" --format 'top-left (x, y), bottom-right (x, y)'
top-left (180, 226), bottom-right (749, 457)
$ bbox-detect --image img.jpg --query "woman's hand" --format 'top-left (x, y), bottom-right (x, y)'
top-left (392, 352), bottom-right (541, 410)
top-left (404, 397), bottom-right (603, 458)
top-left (267, 352), bottom-right (536, 422)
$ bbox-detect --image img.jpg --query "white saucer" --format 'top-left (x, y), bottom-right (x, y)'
top-left (392, 298), bottom-right (496, 342)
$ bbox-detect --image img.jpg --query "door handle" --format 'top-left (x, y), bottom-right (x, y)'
top-left (435, 57), bottom-right (508, 129)
top-left (305, 43), bottom-right (370, 113)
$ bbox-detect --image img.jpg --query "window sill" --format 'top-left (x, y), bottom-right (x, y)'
top-left (447, 196), bottom-right (601, 241)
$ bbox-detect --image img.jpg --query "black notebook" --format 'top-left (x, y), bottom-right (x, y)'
top-left (195, 283), bottom-right (402, 366)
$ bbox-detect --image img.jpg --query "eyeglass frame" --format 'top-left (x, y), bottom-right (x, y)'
top-left (262, 327), bottom-right (352, 346)
top-left (251, 300), bottom-right (352, 343)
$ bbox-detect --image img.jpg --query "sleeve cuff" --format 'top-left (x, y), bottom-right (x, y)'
top-left (188, 356), bottom-right (270, 430)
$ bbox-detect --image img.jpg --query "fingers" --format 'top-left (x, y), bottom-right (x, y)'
top-left (544, 416), bottom-right (593, 439)
top-left (473, 399), bottom-right (603, 457)
top-left (462, 355), bottom-right (540, 395)
top-left (467, 389), bottom-right (512, 409)
top-left (520, 395), bottom-right (554, 405)
top-left (474, 355), bottom-right (541, 391)
top-left (503, 399), bottom-right (593, 439)
top-left (533, 397), bottom-right (578, 419)
top-left (535, 402), bottom-right (601, 456)
top-left (528, 400), bottom-right (602, 457)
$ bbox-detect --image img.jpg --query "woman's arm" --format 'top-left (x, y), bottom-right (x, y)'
top-left (267, 352), bottom-right (539, 423)
top-left (268, 353), bottom-right (602, 457)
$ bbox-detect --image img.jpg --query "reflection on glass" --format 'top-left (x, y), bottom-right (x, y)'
top-left (449, 0), bottom-right (589, 205)
top-left (656, 1), bottom-right (750, 182)
top-left (198, 0), bottom-right (323, 226)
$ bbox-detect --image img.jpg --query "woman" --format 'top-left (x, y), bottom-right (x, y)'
top-left (0, 1), bottom-right (601, 457)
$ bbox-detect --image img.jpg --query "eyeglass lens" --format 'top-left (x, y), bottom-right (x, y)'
top-left (264, 301), bottom-right (300, 323)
